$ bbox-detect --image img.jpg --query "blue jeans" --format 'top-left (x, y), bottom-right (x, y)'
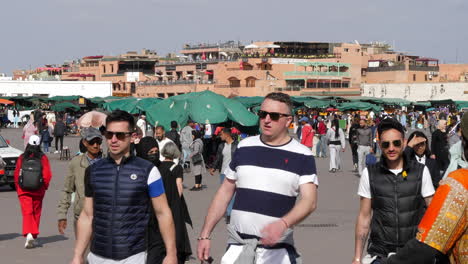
top-left (219, 174), bottom-right (235, 216)
top-left (43, 141), bottom-right (49, 153)
top-left (316, 135), bottom-right (327, 157)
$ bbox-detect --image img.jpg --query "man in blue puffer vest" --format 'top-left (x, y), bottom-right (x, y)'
top-left (71, 110), bottom-right (177, 264)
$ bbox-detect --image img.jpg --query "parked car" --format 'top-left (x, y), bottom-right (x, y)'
top-left (0, 135), bottom-right (22, 190)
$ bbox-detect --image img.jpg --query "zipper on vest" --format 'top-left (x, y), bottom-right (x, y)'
top-left (111, 165), bottom-right (120, 254)
top-left (393, 177), bottom-right (399, 252)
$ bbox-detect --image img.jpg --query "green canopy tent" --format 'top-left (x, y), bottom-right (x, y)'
top-left (102, 98), bottom-right (140, 114)
top-left (48, 95), bottom-right (80, 102)
top-left (146, 91), bottom-right (258, 129)
top-left (51, 102), bottom-right (80, 112)
top-left (232, 96), bottom-right (264, 108)
top-left (337, 101), bottom-right (381, 112)
top-left (454, 101), bottom-right (468, 110)
top-left (136, 98), bottom-right (163, 112)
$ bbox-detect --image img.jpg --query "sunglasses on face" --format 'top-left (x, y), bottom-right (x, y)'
top-left (257, 110), bottom-right (291, 121)
top-left (87, 138), bottom-right (102, 146)
top-left (104, 131), bottom-right (132, 140)
top-left (381, 140), bottom-right (402, 149)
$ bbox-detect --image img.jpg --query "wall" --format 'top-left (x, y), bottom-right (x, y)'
top-left (361, 82), bottom-right (468, 101)
top-left (439, 64), bottom-right (468, 82)
top-left (0, 80), bottom-right (113, 98)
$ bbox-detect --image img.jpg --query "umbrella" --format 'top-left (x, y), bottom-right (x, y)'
top-left (77, 111), bottom-right (107, 128)
top-left (337, 102), bottom-right (381, 112)
top-left (244, 44), bottom-right (259, 49)
top-left (0, 99), bottom-right (14, 105)
top-left (261, 44), bottom-right (281, 48)
top-left (51, 102), bottom-right (80, 112)
top-left (146, 91), bottom-right (258, 129)
top-left (326, 107), bottom-right (339, 112)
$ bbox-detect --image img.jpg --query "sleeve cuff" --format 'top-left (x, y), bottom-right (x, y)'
top-left (299, 174), bottom-right (318, 186)
top-left (224, 167), bottom-right (237, 181)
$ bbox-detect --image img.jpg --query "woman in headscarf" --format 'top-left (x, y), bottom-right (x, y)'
top-left (431, 119), bottom-right (450, 172)
top-left (146, 142), bottom-right (192, 264)
top-left (135, 136), bottom-right (160, 167)
top-left (22, 116), bottom-right (37, 149)
top-left (189, 130), bottom-right (205, 191)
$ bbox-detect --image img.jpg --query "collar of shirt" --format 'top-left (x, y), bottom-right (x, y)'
top-left (87, 154), bottom-right (102, 165)
top-left (415, 155), bottom-right (426, 164)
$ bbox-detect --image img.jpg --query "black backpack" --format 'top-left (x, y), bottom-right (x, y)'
top-left (19, 155), bottom-right (44, 190)
top-left (166, 130), bottom-right (182, 150)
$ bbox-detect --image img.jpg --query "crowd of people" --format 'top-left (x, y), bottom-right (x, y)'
top-left (4, 93), bottom-right (467, 264)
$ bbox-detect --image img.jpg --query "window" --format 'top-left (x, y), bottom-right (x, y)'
top-left (344, 48), bottom-right (349, 52)
top-left (111, 64), bottom-right (114, 73)
top-left (425, 74), bottom-right (428, 81)
top-left (413, 74), bottom-right (416, 81)
top-left (245, 77), bottom-right (256, 87)
top-left (103, 65), bottom-right (106, 73)
top-left (130, 83), bottom-right (136, 93)
top-left (228, 77), bottom-right (241, 88)
top-left (356, 49), bottom-right (360, 52)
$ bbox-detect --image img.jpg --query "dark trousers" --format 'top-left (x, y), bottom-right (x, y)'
top-left (351, 143), bottom-right (359, 165)
top-left (55, 136), bottom-right (64, 151)
top-left (195, 175), bottom-right (202, 185)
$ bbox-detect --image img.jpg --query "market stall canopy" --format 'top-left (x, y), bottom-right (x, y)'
top-left (136, 98), bottom-right (163, 112)
top-left (102, 97), bottom-right (140, 114)
top-left (413, 101), bottom-right (432, 107)
top-left (454, 101), bottom-right (468, 110)
top-left (0, 99), bottom-right (14, 105)
top-left (233, 96), bottom-right (264, 108)
top-left (338, 101), bottom-right (381, 112)
top-left (146, 91), bottom-right (258, 129)
top-left (48, 95), bottom-right (80, 102)
top-left (51, 102), bottom-right (80, 112)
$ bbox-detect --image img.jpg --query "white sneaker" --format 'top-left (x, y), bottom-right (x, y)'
top-left (54, 151), bottom-right (59, 154)
top-left (25, 233), bottom-right (35, 249)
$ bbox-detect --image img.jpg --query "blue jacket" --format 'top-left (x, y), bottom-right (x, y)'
top-left (88, 155), bottom-right (155, 260)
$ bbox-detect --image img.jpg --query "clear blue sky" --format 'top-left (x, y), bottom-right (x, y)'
top-left (0, 0), bottom-right (466, 74)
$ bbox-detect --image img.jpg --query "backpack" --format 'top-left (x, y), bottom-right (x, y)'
top-left (19, 155), bottom-right (44, 190)
top-left (166, 130), bottom-right (182, 150)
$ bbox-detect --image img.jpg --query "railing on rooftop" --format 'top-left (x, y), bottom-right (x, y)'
top-left (274, 87), bottom-right (303, 92)
top-left (284, 71), bottom-right (351, 77)
top-left (155, 58), bottom-right (238, 66)
top-left (408, 66), bottom-right (439, 72)
top-left (183, 42), bottom-right (243, 50)
top-left (241, 53), bottom-right (340, 59)
top-left (138, 79), bottom-right (216, 86)
top-left (366, 65), bottom-right (406, 72)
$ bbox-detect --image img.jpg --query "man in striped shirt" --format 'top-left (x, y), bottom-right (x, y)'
top-left (198, 93), bottom-right (318, 264)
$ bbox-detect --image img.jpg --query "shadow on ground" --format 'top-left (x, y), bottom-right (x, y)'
top-left (0, 233), bottom-right (21, 241)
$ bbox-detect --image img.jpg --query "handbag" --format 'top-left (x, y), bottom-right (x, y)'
top-left (191, 153), bottom-right (203, 165)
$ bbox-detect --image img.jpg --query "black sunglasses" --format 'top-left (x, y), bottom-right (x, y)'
top-left (87, 138), bottom-right (102, 145)
top-left (257, 110), bottom-right (291, 121)
top-left (381, 140), bottom-right (402, 149)
top-left (104, 131), bottom-right (132, 140)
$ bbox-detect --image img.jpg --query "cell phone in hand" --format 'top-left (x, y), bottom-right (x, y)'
top-left (201, 256), bottom-right (214, 264)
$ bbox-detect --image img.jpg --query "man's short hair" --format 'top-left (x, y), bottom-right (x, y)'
top-left (170, 121), bottom-right (178, 129)
top-left (377, 117), bottom-right (405, 138)
top-left (221, 127), bottom-right (232, 136)
top-left (106, 110), bottom-right (135, 132)
top-left (264, 92), bottom-right (293, 114)
top-left (161, 141), bottom-right (181, 160)
top-left (155, 125), bottom-right (165, 132)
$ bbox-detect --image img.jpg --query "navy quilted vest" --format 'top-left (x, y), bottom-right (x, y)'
top-left (89, 156), bottom-right (154, 260)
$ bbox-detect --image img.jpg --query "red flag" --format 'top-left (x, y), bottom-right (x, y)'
top-left (201, 52), bottom-right (206, 60)
top-left (239, 61), bottom-right (244, 70)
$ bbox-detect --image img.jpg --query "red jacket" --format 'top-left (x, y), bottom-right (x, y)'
top-left (14, 154), bottom-right (52, 196)
top-left (300, 124), bottom-right (314, 148)
top-left (317, 121), bottom-right (327, 135)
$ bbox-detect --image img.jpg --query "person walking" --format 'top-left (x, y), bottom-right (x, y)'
top-left (180, 120), bottom-right (194, 167)
top-left (209, 128), bottom-right (238, 223)
top-left (146, 142), bottom-right (193, 264)
top-left (315, 117), bottom-right (328, 158)
top-left (326, 119), bottom-right (346, 173)
top-left (40, 120), bottom-right (51, 153)
top-left (22, 117), bottom-right (37, 149)
top-left (70, 110), bottom-right (177, 264)
top-left (197, 92), bottom-right (318, 264)
top-left (353, 118), bottom-right (435, 264)
top-left (356, 119), bottom-right (373, 176)
top-left (155, 125), bottom-right (179, 164)
top-left (57, 128), bottom-right (103, 237)
top-left (404, 131), bottom-right (441, 189)
top-left (13, 108), bottom-right (19, 128)
top-left (166, 120), bottom-right (182, 151)
top-left (136, 115), bottom-right (147, 138)
top-left (14, 135), bottom-right (53, 249)
top-left (189, 130), bottom-right (205, 191)
top-left (349, 117), bottom-right (360, 172)
top-left (299, 117), bottom-right (314, 150)
top-left (444, 113), bottom-right (468, 178)
top-left (53, 117), bottom-right (66, 154)
top-left (431, 120), bottom-right (450, 173)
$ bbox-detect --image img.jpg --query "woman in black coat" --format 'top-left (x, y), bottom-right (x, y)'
top-left (430, 120), bottom-right (450, 172)
top-left (405, 131), bottom-right (442, 189)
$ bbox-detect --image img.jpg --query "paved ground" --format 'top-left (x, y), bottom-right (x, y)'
top-left (0, 128), bottom-right (362, 263)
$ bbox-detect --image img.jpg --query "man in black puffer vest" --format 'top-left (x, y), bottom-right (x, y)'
top-left (352, 118), bottom-right (435, 264)
top-left (71, 110), bottom-right (177, 264)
